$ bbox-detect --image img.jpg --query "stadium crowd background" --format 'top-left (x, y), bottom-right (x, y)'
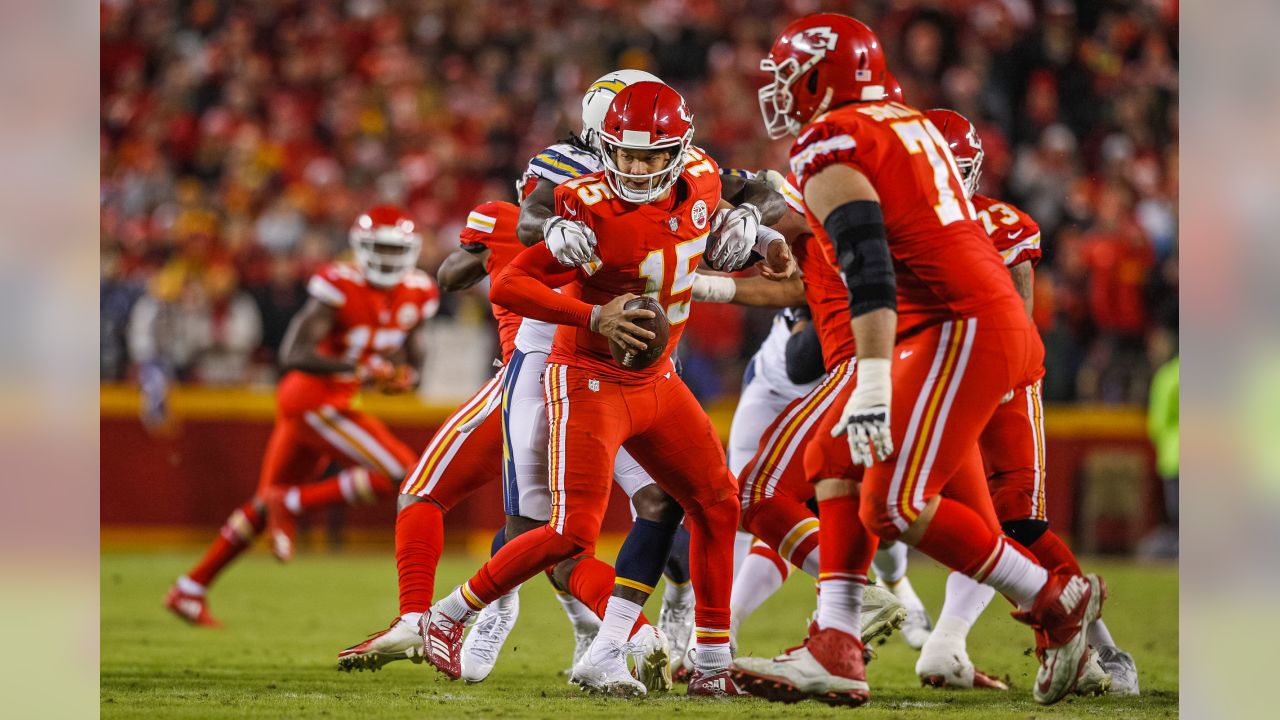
top-left (100, 0), bottom-right (1178, 407)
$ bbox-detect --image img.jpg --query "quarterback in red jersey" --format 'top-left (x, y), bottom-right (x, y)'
top-left (166, 206), bottom-right (436, 627)
top-left (737, 14), bottom-right (1105, 707)
top-left (422, 82), bottom-right (750, 698)
top-left (913, 109), bottom-right (1139, 695)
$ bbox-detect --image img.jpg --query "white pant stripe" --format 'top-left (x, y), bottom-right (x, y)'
top-left (886, 321), bottom-right (954, 532)
top-left (912, 319), bottom-right (977, 513)
top-left (404, 371), bottom-right (503, 495)
top-left (318, 406), bottom-right (405, 478)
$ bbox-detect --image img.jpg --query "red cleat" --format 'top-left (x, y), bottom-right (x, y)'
top-left (164, 586), bottom-right (222, 627)
top-left (263, 488), bottom-right (297, 563)
top-left (687, 668), bottom-right (751, 697)
top-left (1012, 572), bottom-right (1106, 704)
top-left (733, 628), bottom-right (870, 707)
top-left (420, 608), bottom-right (468, 680)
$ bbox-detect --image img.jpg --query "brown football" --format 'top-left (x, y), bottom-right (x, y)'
top-left (608, 296), bottom-right (670, 371)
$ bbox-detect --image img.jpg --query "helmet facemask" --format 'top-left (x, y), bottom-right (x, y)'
top-left (350, 223), bottom-right (421, 287)
top-left (759, 56), bottom-right (809, 139)
top-left (600, 138), bottom-right (688, 204)
top-left (955, 147), bottom-right (984, 200)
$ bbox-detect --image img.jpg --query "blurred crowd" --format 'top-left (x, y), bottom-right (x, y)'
top-left (100, 0), bottom-right (1178, 404)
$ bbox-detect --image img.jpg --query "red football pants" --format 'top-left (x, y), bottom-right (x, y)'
top-left (860, 312), bottom-right (1043, 540)
top-left (979, 378), bottom-right (1048, 522)
top-left (400, 371), bottom-right (505, 510)
top-left (257, 405), bottom-right (417, 494)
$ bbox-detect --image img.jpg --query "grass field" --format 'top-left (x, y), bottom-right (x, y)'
top-left (102, 549), bottom-right (1178, 719)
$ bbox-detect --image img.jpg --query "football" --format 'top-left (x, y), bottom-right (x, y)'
top-left (608, 296), bottom-right (669, 370)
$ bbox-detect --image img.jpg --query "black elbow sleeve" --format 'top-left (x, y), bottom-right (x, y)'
top-left (823, 201), bottom-right (896, 317)
top-left (785, 323), bottom-right (826, 385)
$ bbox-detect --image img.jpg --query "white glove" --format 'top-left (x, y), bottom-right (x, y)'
top-left (543, 216), bottom-right (598, 266)
top-left (831, 358), bottom-right (894, 466)
top-left (705, 203), bottom-right (762, 271)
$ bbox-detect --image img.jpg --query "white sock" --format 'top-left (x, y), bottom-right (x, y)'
top-left (881, 574), bottom-right (926, 613)
top-left (436, 584), bottom-right (482, 621)
top-left (694, 641), bottom-right (732, 673)
top-left (816, 579), bottom-right (863, 636)
top-left (938, 571), bottom-right (996, 629)
top-left (177, 575), bottom-right (205, 596)
top-left (283, 487), bottom-right (302, 515)
top-left (554, 590), bottom-right (601, 632)
top-left (732, 531), bottom-right (755, 575)
top-left (872, 541), bottom-right (909, 583)
top-left (1088, 618), bottom-right (1116, 648)
top-left (663, 579), bottom-right (694, 608)
top-left (729, 547), bottom-right (788, 635)
top-left (596, 595), bottom-right (643, 651)
top-left (798, 545), bottom-right (820, 578)
top-left (493, 584), bottom-right (522, 612)
top-left (981, 540), bottom-right (1048, 609)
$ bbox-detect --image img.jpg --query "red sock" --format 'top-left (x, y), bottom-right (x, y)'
top-left (567, 555), bottom-right (649, 634)
top-left (1027, 529), bottom-right (1082, 576)
top-left (188, 499), bottom-right (265, 588)
top-left (396, 501), bottom-right (444, 615)
top-left (685, 493), bottom-right (739, 639)
top-left (469, 525), bottom-right (581, 606)
top-left (914, 498), bottom-right (1004, 576)
top-left (743, 495), bottom-right (820, 571)
top-left (817, 494), bottom-right (878, 580)
top-left (297, 468), bottom-right (395, 511)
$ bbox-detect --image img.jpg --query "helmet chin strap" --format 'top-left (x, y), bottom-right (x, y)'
top-left (795, 87), bottom-right (835, 133)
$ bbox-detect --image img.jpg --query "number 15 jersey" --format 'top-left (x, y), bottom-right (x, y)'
top-left (549, 148), bottom-right (723, 382)
top-left (789, 102), bottom-right (1025, 339)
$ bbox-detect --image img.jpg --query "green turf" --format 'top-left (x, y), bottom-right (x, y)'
top-left (102, 549), bottom-right (1177, 719)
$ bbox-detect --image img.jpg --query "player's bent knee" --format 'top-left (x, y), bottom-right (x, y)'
top-left (858, 501), bottom-right (903, 542)
top-left (554, 515), bottom-right (599, 556)
top-left (397, 493), bottom-right (443, 513)
top-left (1001, 518), bottom-right (1049, 547)
top-left (631, 484), bottom-right (684, 525)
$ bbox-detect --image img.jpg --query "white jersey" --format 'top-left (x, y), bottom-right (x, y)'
top-left (515, 141), bottom-right (605, 354)
top-left (753, 312), bottom-right (819, 402)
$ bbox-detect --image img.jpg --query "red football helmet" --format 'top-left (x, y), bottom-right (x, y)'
top-left (598, 81), bottom-right (694, 203)
top-left (883, 71), bottom-right (905, 103)
top-left (925, 109), bottom-right (984, 199)
top-left (759, 13), bottom-right (888, 138)
top-left (349, 205), bottom-right (422, 287)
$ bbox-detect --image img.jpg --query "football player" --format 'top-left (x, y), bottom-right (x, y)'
top-left (423, 82), bottom-right (786, 698)
top-left (165, 206), bottom-right (436, 627)
top-left (737, 14), bottom-right (1104, 706)
top-left (910, 108), bottom-right (1139, 695)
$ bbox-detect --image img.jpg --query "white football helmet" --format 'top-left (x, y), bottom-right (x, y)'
top-left (580, 69), bottom-right (662, 155)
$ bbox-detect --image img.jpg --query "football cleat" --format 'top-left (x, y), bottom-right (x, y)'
top-left (337, 615), bottom-right (423, 672)
top-left (915, 634), bottom-right (1009, 690)
top-left (1011, 573), bottom-right (1106, 705)
top-left (629, 624), bottom-right (672, 694)
top-left (570, 637), bottom-right (647, 698)
top-left (687, 668), bottom-right (751, 697)
top-left (899, 605), bottom-right (934, 650)
top-left (563, 625), bottom-right (598, 677)
top-left (420, 606), bottom-right (473, 681)
top-left (657, 592), bottom-right (695, 673)
top-left (860, 584), bottom-right (909, 645)
top-left (1096, 644), bottom-right (1140, 696)
top-left (263, 488), bottom-right (298, 563)
top-left (460, 591), bottom-right (519, 683)
top-left (163, 586), bottom-right (221, 627)
top-left (1074, 648), bottom-right (1113, 696)
top-left (733, 628), bottom-right (870, 706)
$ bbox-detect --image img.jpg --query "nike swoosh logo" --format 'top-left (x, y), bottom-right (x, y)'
top-left (899, 350), bottom-right (913, 359)
top-left (1007, 228), bottom-right (1023, 240)
top-left (564, 206), bottom-right (577, 217)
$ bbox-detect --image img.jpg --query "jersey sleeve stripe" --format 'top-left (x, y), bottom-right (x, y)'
top-left (466, 212), bottom-right (497, 233)
top-left (780, 178), bottom-right (806, 215)
top-left (535, 150), bottom-right (591, 178)
top-left (1000, 233), bottom-right (1041, 266)
top-left (307, 275), bottom-right (346, 307)
top-left (789, 134), bottom-right (857, 183)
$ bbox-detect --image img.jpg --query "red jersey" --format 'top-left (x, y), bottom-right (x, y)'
top-left (460, 201), bottom-right (525, 361)
top-left (789, 102), bottom-right (1024, 338)
top-left (972, 194), bottom-right (1042, 268)
top-left (277, 262), bottom-right (439, 414)
top-left (782, 173), bottom-right (856, 370)
top-left (491, 147), bottom-right (723, 383)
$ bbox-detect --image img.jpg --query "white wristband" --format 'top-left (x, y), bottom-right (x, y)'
top-left (854, 357), bottom-right (892, 403)
top-left (753, 224), bottom-right (785, 257)
top-left (691, 272), bottom-right (736, 303)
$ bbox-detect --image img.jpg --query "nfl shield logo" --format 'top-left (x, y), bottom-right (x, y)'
top-left (668, 217), bottom-right (679, 232)
top-left (588, 379), bottom-right (600, 392)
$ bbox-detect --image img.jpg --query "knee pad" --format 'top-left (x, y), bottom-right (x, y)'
top-left (554, 514), bottom-right (598, 556)
top-left (1001, 519), bottom-right (1049, 547)
top-left (691, 491), bottom-right (740, 531)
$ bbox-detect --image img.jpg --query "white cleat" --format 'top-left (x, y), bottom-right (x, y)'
top-left (460, 591), bottom-right (519, 683)
top-left (1074, 648), bottom-right (1113, 696)
top-left (860, 584), bottom-right (909, 645)
top-left (657, 593), bottom-right (695, 673)
top-left (337, 615), bottom-right (424, 672)
top-left (915, 634), bottom-right (1009, 690)
top-left (570, 637), bottom-right (648, 698)
top-left (1021, 574), bottom-right (1107, 705)
top-left (563, 625), bottom-right (599, 677)
top-left (1096, 644), bottom-right (1139, 696)
top-left (629, 624), bottom-right (672, 694)
top-left (899, 605), bottom-right (934, 650)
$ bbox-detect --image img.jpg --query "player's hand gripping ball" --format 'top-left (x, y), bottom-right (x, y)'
top-left (599, 295), bottom-right (670, 371)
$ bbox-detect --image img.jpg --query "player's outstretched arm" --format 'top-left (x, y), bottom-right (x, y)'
top-left (692, 271), bottom-right (805, 308)
top-left (437, 247), bottom-right (490, 291)
top-left (490, 243), bottom-right (592, 327)
top-left (516, 180), bottom-right (557, 247)
top-left (278, 298), bottom-right (357, 376)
